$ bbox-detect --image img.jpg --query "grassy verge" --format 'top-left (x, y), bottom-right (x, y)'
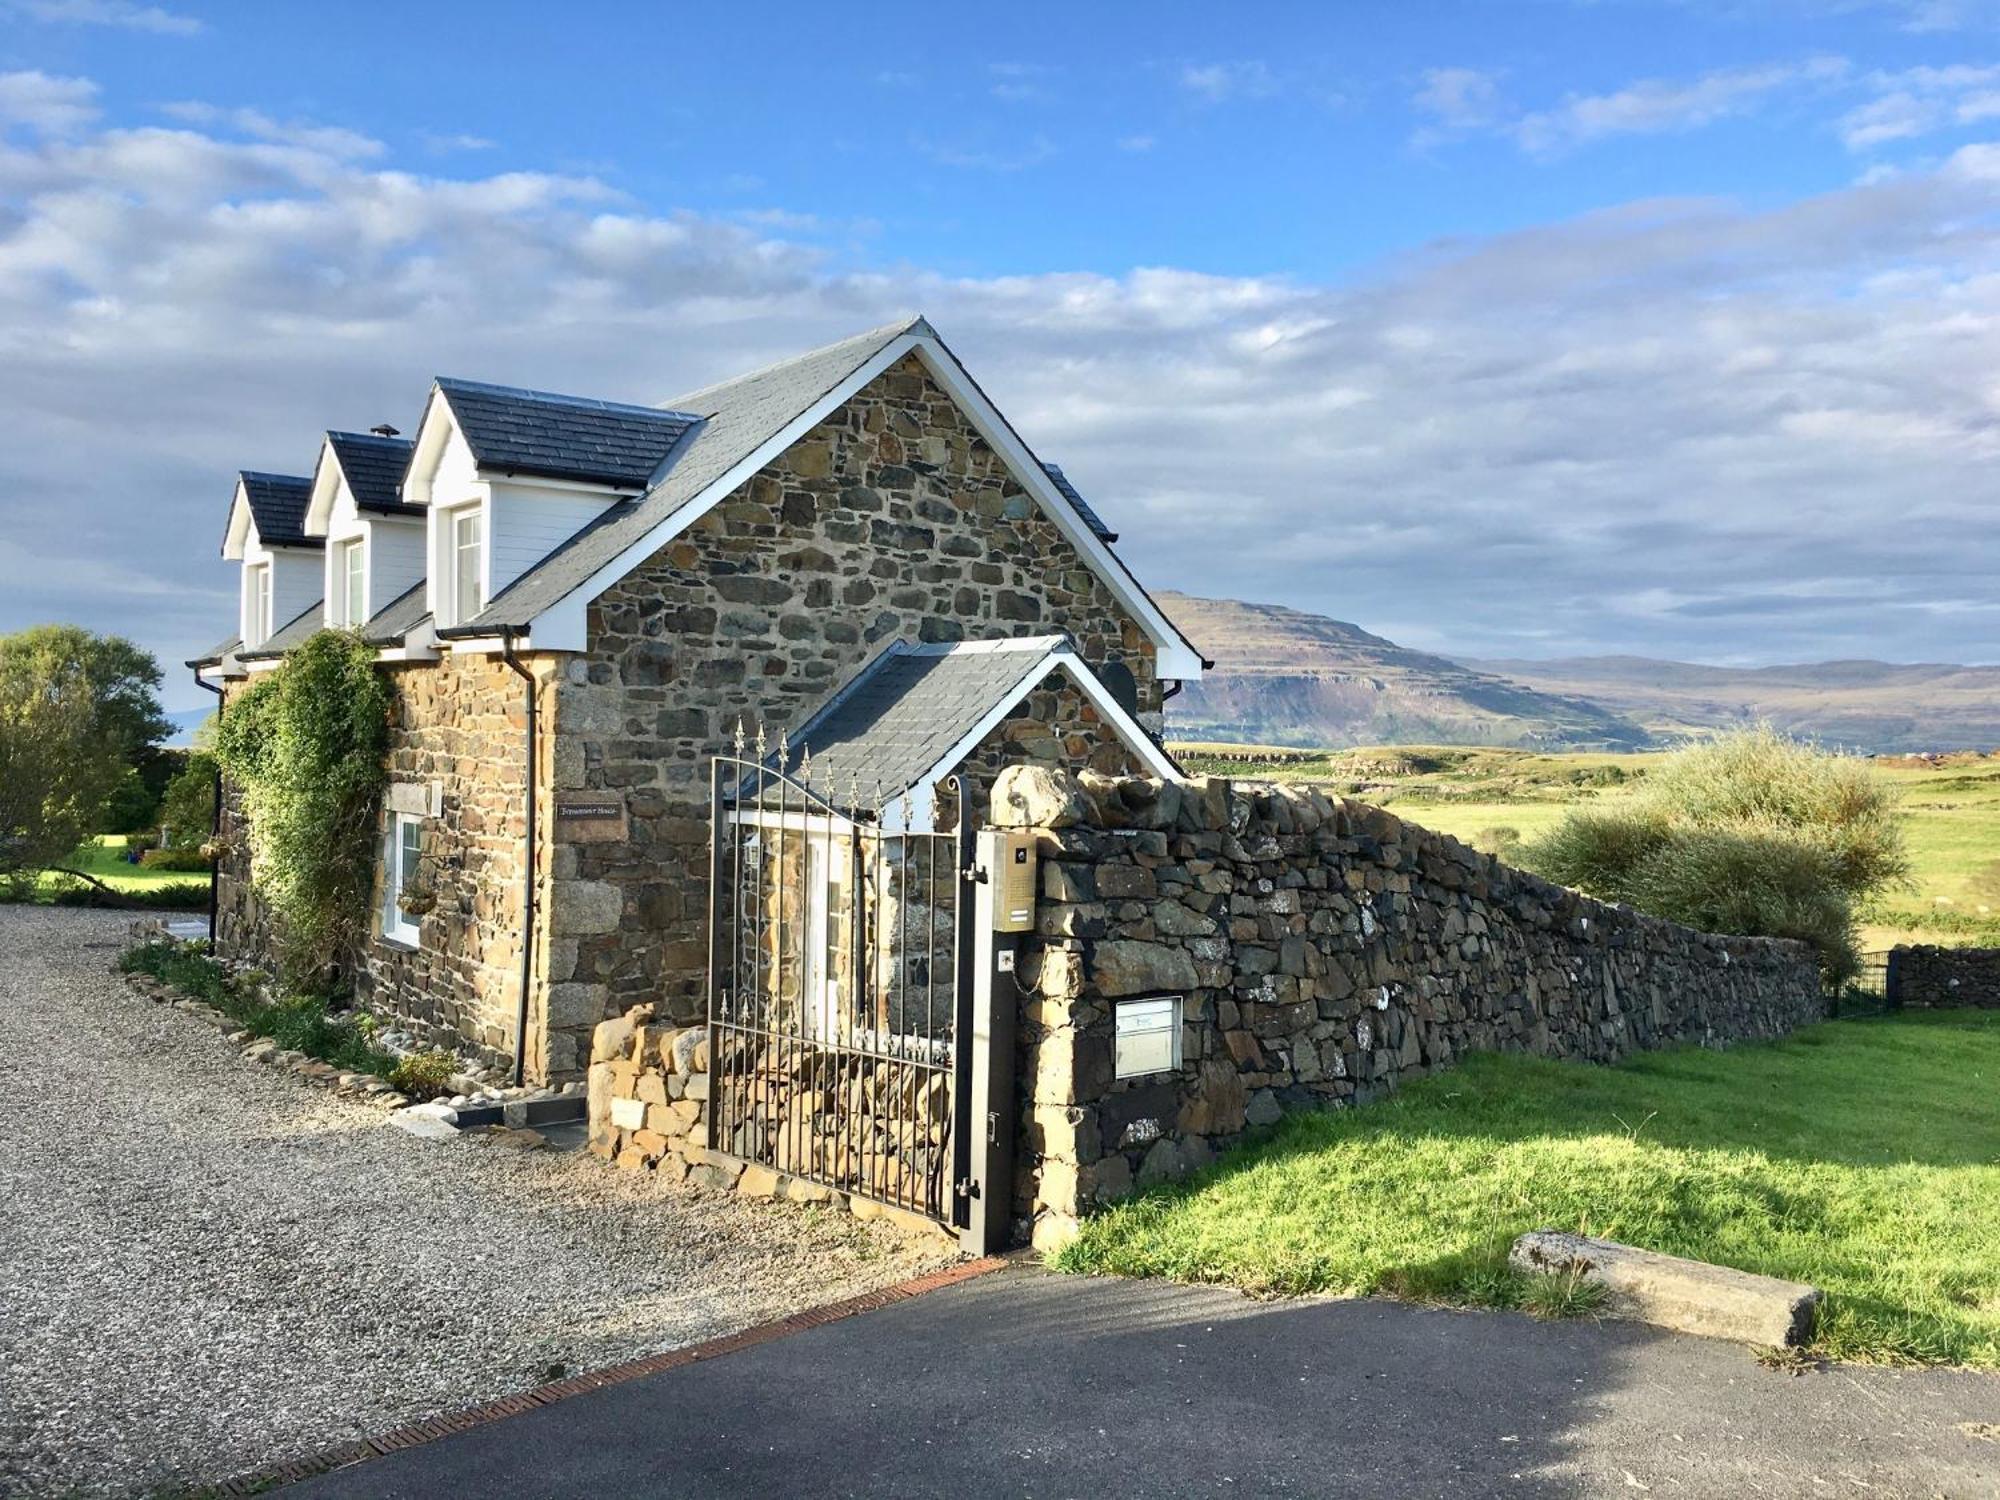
top-left (1055, 1011), bottom-right (2000, 1368)
top-left (120, 940), bottom-right (401, 1081)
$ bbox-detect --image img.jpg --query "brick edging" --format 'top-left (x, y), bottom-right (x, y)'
top-left (207, 1255), bottom-right (1009, 1496)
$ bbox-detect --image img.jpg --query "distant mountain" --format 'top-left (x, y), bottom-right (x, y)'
top-left (1159, 593), bottom-right (1654, 751)
top-left (1462, 656), bottom-right (2000, 754)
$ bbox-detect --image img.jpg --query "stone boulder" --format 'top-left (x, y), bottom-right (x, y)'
top-left (991, 765), bottom-right (1086, 829)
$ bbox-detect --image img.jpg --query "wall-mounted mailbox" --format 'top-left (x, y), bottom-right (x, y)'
top-left (994, 830), bottom-right (1037, 932)
top-left (1114, 995), bottom-right (1183, 1079)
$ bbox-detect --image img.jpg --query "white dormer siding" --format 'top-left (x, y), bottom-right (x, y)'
top-left (487, 479), bottom-right (618, 601)
top-left (238, 524), bottom-right (321, 647)
top-left (406, 398), bottom-right (629, 632)
top-left (318, 485), bottom-right (426, 629)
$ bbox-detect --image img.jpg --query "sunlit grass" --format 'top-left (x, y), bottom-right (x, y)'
top-left (1057, 1011), bottom-right (2000, 1368)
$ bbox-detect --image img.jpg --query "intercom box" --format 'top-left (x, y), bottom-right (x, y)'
top-left (994, 830), bottom-right (1037, 932)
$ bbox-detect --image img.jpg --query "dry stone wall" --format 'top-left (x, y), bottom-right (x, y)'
top-left (1001, 771), bottom-right (1827, 1250)
top-left (1890, 945), bottom-right (2000, 1009)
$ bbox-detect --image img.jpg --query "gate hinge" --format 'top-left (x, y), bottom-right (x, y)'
top-left (955, 1176), bottom-right (981, 1199)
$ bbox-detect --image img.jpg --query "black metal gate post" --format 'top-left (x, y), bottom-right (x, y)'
top-left (957, 827), bottom-right (1019, 1255)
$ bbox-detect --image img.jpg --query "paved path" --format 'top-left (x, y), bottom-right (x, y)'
top-left (291, 1264), bottom-right (1999, 1499)
top-left (0, 908), bottom-right (951, 1498)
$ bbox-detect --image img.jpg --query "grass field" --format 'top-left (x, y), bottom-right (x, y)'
top-left (30, 835), bottom-right (209, 908)
top-left (1172, 742), bottom-right (2000, 950)
top-left (1057, 1011), bottom-right (2000, 1368)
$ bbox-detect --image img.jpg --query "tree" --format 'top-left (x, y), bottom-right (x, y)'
top-left (0, 625), bottom-right (171, 888)
top-left (157, 750), bottom-right (219, 849)
top-left (1520, 726), bottom-right (1908, 983)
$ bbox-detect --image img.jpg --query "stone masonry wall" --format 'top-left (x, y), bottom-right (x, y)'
top-left (214, 656), bottom-right (563, 1080)
top-left (551, 351), bottom-right (1164, 1036)
top-left (1001, 770), bottom-right (1828, 1250)
top-left (1890, 945), bottom-right (2000, 1009)
top-left (356, 654), bottom-right (560, 1074)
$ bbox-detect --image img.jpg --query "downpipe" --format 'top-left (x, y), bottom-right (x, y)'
top-left (500, 631), bottom-right (539, 1089)
top-left (193, 673), bottom-right (225, 946)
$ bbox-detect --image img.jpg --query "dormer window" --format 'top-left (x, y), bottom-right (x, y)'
top-left (450, 505), bottom-right (484, 625)
top-left (340, 538), bottom-right (367, 627)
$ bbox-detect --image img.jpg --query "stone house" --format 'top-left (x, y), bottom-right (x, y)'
top-left (194, 318), bottom-right (1203, 1088)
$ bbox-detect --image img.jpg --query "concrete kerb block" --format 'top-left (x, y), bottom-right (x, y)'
top-left (1510, 1230), bottom-right (1822, 1348)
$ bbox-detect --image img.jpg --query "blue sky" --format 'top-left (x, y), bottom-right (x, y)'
top-left (4, 0), bottom-right (2000, 707)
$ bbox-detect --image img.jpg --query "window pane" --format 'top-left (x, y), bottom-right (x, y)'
top-left (454, 509), bottom-right (482, 620)
top-left (344, 541), bottom-right (366, 625)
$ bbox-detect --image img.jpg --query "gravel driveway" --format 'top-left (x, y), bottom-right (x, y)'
top-left (0, 906), bottom-right (956, 1499)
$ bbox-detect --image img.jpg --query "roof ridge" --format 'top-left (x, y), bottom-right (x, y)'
top-left (665, 315), bottom-right (925, 411)
top-left (239, 469), bottom-right (311, 486)
top-left (434, 375), bottom-right (699, 423)
top-left (328, 429), bottom-right (415, 449)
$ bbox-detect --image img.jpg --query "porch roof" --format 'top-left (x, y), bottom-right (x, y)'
top-left (737, 635), bottom-right (1181, 826)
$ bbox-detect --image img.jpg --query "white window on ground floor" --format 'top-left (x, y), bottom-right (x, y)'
top-left (383, 811), bottom-right (425, 946)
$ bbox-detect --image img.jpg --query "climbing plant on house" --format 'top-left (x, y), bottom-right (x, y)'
top-left (213, 630), bottom-right (391, 984)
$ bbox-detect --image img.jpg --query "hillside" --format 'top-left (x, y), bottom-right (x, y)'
top-left (1466, 656), bottom-right (2000, 754)
top-left (1159, 593), bottom-right (1653, 751)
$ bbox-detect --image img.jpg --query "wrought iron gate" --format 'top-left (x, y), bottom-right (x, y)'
top-left (706, 747), bottom-right (971, 1225)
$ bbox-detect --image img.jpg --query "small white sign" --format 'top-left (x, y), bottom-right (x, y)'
top-left (1115, 996), bottom-right (1183, 1079)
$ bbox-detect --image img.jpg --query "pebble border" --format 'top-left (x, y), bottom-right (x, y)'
top-left (204, 1256), bottom-right (1009, 1496)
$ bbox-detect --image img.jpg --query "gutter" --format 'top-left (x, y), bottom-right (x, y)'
top-left (499, 629), bottom-right (539, 1089)
top-left (192, 672), bottom-right (226, 946)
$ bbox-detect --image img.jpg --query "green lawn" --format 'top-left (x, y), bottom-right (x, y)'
top-left (32, 835), bottom-right (209, 906)
top-left (1057, 1011), bottom-right (2000, 1368)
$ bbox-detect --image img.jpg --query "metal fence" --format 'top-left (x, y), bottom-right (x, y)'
top-left (705, 749), bottom-right (969, 1225)
top-left (1831, 949), bottom-right (1899, 1018)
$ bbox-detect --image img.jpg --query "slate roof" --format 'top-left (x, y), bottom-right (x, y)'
top-left (743, 638), bottom-right (1072, 813)
top-left (188, 634), bottom-right (241, 668)
top-left (451, 319), bottom-right (924, 632)
top-left (359, 583), bottom-right (431, 646)
top-left (326, 431), bottom-right (419, 516)
top-left (237, 472), bottom-right (318, 549)
top-left (1040, 463), bottom-right (1116, 543)
top-left (435, 378), bottom-right (701, 489)
top-left (237, 600), bottom-right (325, 661)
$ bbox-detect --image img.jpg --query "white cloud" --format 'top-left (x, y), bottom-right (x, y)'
top-left (1117, 134), bottom-right (1157, 153)
top-left (912, 133), bottom-right (1057, 171)
top-left (158, 102), bottom-right (384, 160)
top-left (1837, 64), bottom-right (2000, 149)
top-left (0, 71), bottom-right (100, 134)
top-left (1179, 62), bottom-right (1278, 104)
top-left (1516, 57), bottom-right (1849, 155)
top-left (1414, 67), bottom-right (1503, 129)
top-left (8, 81), bottom-right (2000, 704)
top-left (422, 131), bottom-right (496, 154)
top-left (10, 0), bottom-right (200, 33)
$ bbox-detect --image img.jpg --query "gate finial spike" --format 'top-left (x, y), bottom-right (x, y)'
top-left (925, 780), bottom-right (941, 827)
top-left (899, 785), bottom-right (913, 831)
top-left (754, 720), bottom-right (767, 760)
top-left (778, 727), bottom-right (790, 770)
top-left (799, 744), bottom-right (813, 787)
top-left (732, 717), bottom-right (746, 755)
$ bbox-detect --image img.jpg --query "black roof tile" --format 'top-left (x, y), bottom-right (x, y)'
top-left (326, 431), bottom-right (417, 515)
top-left (238, 472), bottom-right (318, 549)
top-left (435, 378), bottom-right (700, 488)
top-left (1040, 462), bottom-right (1117, 542)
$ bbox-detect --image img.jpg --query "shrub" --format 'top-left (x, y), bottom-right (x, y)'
top-left (1521, 726), bottom-right (1906, 983)
top-left (139, 846), bottom-right (213, 872)
top-left (213, 632), bottom-right (391, 985)
top-left (1469, 825), bottom-right (1523, 859)
top-left (388, 1049), bottom-right (458, 1101)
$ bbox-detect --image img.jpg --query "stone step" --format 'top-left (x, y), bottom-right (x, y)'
top-left (1510, 1230), bottom-right (1822, 1348)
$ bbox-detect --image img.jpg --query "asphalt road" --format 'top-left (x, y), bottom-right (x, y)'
top-left (289, 1265), bottom-right (2000, 1499)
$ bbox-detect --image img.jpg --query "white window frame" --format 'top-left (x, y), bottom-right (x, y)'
top-left (446, 503), bottom-right (485, 627)
top-left (245, 562), bottom-right (272, 646)
top-left (383, 811), bottom-right (425, 947)
top-left (341, 537), bottom-right (367, 628)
